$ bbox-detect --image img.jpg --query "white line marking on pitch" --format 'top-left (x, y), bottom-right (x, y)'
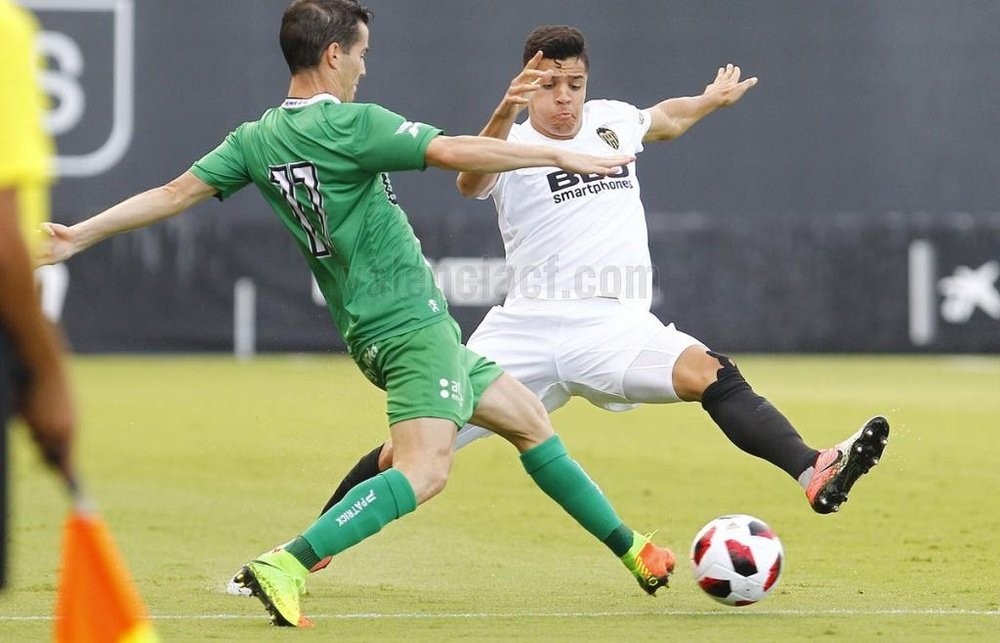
top-left (2, 609), bottom-right (998, 621)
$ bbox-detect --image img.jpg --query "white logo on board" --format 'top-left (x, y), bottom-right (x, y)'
top-left (939, 261), bottom-right (1000, 324)
top-left (25, 0), bottom-right (135, 177)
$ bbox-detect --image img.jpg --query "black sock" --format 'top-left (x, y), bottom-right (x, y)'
top-left (700, 353), bottom-right (818, 480)
top-left (319, 444), bottom-right (385, 517)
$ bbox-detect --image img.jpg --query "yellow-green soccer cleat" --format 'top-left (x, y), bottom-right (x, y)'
top-left (232, 548), bottom-right (312, 627)
top-left (227, 543), bottom-right (327, 596)
top-left (621, 532), bottom-right (676, 595)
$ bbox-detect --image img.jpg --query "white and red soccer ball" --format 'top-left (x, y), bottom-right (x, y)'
top-left (690, 514), bottom-right (783, 606)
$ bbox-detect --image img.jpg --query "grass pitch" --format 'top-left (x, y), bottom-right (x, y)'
top-left (1, 354), bottom-right (998, 641)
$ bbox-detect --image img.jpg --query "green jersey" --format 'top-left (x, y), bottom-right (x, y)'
top-left (190, 94), bottom-right (447, 355)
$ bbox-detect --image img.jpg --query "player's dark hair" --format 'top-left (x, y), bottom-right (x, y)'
top-left (280, 0), bottom-right (373, 74)
top-left (522, 25), bottom-right (589, 70)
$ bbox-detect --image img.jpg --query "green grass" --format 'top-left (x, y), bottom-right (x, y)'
top-left (1, 355), bottom-right (998, 641)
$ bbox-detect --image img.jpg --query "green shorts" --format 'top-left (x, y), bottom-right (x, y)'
top-left (355, 318), bottom-right (503, 427)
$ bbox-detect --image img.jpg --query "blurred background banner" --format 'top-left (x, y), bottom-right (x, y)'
top-left (26, 0), bottom-right (1000, 353)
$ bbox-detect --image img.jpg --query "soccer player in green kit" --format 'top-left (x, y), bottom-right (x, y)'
top-left (40, 0), bottom-right (676, 628)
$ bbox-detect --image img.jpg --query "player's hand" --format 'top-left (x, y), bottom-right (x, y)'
top-left (556, 151), bottom-right (635, 177)
top-left (494, 50), bottom-right (553, 119)
top-left (703, 63), bottom-right (758, 107)
top-left (37, 222), bottom-right (77, 266)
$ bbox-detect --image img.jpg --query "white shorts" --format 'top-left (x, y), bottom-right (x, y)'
top-left (458, 297), bottom-right (704, 448)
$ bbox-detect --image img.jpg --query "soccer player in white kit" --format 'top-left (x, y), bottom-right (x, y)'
top-left (231, 25), bottom-right (890, 591)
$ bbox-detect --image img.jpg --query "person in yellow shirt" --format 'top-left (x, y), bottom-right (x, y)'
top-left (0, 0), bottom-right (76, 590)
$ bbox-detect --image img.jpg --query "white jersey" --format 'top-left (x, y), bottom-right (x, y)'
top-left (486, 99), bottom-right (654, 310)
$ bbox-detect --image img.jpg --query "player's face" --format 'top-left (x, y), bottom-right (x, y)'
top-left (338, 21), bottom-right (369, 102)
top-left (527, 57), bottom-right (588, 140)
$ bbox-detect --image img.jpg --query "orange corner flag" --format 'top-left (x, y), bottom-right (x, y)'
top-left (55, 511), bottom-right (159, 643)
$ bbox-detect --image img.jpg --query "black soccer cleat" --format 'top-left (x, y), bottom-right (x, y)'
top-left (805, 416), bottom-right (890, 514)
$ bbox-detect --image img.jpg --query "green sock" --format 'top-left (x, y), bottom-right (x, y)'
top-left (285, 536), bottom-right (322, 570)
top-left (520, 435), bottom-right (624, 544)
top-left (300, 469), bottom-right (417, 559)
top-left (604, 523), bottom-right (635, 557)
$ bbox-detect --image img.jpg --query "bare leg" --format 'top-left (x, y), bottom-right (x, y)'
top-left (469, 373), bottom-right (553, 452)
top-left (388, 417), bottom-right (456, 504)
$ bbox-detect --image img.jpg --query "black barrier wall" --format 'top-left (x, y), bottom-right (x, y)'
top-left (26, 0), bottom-right (1000, 353)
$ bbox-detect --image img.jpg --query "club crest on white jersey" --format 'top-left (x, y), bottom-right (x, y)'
top-left (596, 126), bottom-right (620, 150)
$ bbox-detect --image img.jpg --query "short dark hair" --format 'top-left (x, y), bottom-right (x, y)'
top-left (522, 25), bottom-right (588, 70)
top-left (280, 0), bottom-right (373, 74)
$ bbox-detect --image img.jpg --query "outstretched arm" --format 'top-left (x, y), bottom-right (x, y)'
top-left (426, 134), bottom-right (633, 177)
top-left (643, 63), bottom-right (758, 142)
top-left (38, 170), bottom-right (218, 265)
top-left (455, 51), bottom-right (551, 198)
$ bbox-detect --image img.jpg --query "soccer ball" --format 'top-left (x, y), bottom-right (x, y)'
top-left (690, 514), bottom-right (784, 606)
